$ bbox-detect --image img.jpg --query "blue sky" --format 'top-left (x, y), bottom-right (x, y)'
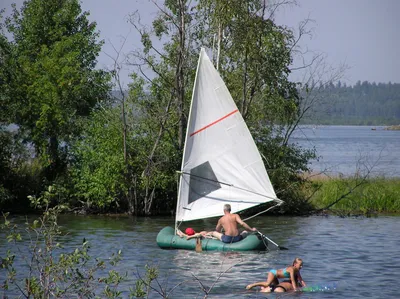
top-left (2, 0), bottom-right (399, 87)
top-left (274, 0), bottom-right (400, 86)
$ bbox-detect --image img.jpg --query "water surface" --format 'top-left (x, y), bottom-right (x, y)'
top-left (2, 215), bottom-right (399, 298)
top-left (291, 125), bottom-right (400, 177)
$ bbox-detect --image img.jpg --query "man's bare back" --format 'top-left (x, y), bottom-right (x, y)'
top-left (217, 213), bottom-right (241, 236)
top-left (212, 204), bottom-right (257, 242)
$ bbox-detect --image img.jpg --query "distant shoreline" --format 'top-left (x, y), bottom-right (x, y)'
top-left (384, 125), bottom-right (400, 130)
top-left (297, 124), bottom-right (400, 130)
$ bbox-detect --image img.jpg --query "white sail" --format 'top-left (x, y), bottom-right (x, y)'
top-left (176, 48), bottom-right (281, 223)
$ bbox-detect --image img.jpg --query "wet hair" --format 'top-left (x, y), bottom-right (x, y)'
top-left (293, 257), bottom-right (303, 266)
top-left (223, 204), bottom-right (231, 212)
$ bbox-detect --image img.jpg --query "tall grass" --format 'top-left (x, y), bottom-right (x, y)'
top-left (309, 177), bottom-right (400, 215)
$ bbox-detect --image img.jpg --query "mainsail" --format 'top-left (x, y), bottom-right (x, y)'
top-left (176, 48), bottom-right (281, 223)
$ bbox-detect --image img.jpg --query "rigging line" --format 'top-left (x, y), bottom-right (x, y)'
top-left (242, 202), bottom-right (283, 222)
top-left (177, 171), bottom-right (282, 203)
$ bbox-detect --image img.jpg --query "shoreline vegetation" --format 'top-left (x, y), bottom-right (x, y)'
top-left (302, 173), bottom-right (400, 216)
top-left (384, 124), bottom-right (400, 130)
top-left (3, 174), bottom-right (400, 217)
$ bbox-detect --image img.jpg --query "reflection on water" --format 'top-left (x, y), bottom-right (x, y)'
top-left (291, 125), bottom-right (400, 177)
top-left (2, 215), bottom-right (400, 298)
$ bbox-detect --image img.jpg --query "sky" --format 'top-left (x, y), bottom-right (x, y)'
top-left (2, 0), bottom-right (399, 87)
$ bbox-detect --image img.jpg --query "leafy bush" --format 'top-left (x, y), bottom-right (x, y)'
top-left (1, 187), bottom-right (127, 298)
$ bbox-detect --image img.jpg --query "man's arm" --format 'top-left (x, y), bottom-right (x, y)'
top-left (215, 219), bottom-right (222, 232)
top-left (236, 215), bottom-right (256, 231)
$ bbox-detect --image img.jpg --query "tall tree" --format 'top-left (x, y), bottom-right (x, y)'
top-left (124, 0), bottom-right (198, 215)
top-left (120, 0), bottom-right (317, 214)
top-left (0, 0), bottom-right (111, 182)
top-left (195, 0), bottom-right (315, 211)
top-left (69, 0), bottom-right (317, 215)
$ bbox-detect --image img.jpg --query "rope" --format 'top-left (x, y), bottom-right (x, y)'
top-left (177, 171), bottom-right (281, 202)
top-left (242, 201), bottom-right (283, 222)
top-left (174, 171), bottom-right (284, 237)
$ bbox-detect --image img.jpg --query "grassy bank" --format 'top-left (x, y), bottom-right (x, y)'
top-left (307, 177), bottom-right (400, 215)
top-left (384, 124), bottom-right (400, 130)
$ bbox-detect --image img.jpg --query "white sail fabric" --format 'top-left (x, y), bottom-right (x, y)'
top-left (176, 48), bottom-right (280, 223)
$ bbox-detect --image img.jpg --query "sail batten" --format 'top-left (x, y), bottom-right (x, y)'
top-left (178, 171), bottom-right (279, 201)
top-left (190, 109), bottom-right (239, 137)
top-left (175, 48), bottom-right (280, 223)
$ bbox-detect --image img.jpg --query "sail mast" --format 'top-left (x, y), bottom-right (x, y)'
top-left (175, 48), bottom-right (205, 233)
top-left (175, 48), bottom-right (280, 223)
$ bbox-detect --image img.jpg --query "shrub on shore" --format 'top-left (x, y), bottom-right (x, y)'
top-left (308, 177), bottom-right (400, 215)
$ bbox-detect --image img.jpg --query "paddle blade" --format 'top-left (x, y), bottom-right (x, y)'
top-left (195, 238), bottom-right (202, 252)
top-left (257, 231), bottom-right (289, 250)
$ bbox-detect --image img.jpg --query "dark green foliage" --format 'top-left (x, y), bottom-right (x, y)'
top-left (1, 193), bottom-right (128, 298)
top-left (1, 0), bottom-right (347, 216)
top-left (0, 128), bottom-right (14, 205)
top-left (71, 0), bottom-right (317, 215)
top-left (69, 105), bottom-right (128, 212)
top-left (0, 127), bottom-right (43, 212)
top-left (0, 0), bottom-right (111, 183)
top-left (69, 78), bottom-right (179, 214)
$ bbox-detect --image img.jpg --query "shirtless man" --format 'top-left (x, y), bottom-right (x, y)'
top-left (211, 204), bottom-right (257, 243)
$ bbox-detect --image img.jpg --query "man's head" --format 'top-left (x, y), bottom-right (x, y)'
top-left (223, 204), bottom-right (231, 212)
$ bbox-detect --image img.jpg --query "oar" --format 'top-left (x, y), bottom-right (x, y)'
top-left (195, 238), bottom-right (202, 252)
top-left (257, 231), bottom-right (288, 250)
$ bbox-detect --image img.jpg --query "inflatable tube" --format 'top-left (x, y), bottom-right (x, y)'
top-left (156, 226), bottom-right (268, 251)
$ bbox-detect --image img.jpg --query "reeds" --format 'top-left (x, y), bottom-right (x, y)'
top-left (308, 177), bottom-right (400, 215)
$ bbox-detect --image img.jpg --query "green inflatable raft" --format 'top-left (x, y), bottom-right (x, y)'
top-left (156, 226), bottom-right (268, 251)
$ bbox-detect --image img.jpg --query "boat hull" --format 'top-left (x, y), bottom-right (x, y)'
top-left (156, 226), bottom-right (268, 251)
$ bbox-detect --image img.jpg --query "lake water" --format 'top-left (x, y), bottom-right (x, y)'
top-left (290, 125), bottom-right (400, 177)
top-left (1, 125), bottom-right (400, 298)
top-left (1, 214), bottom-right (400, 298)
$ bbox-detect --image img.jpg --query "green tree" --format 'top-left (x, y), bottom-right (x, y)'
top-left (194, 0), bottom-right (315, 212)
top-left (69, 74), bottom-right (179, 214)
top-left (69, 105), bottom-right (128, 212)
top-left (119, 0), bottom-right (318, 214)
top-left (0, 0), bottom-right (111, 183)
top-left (0, 128), bottom-right (14, 205)
top-left (122, 1), bottom-right (197, 215)
top-left (69, 1), bottom-right (317, 215)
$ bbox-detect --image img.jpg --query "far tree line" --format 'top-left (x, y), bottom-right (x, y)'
top-left (302, 81), bottom-right (400, 125)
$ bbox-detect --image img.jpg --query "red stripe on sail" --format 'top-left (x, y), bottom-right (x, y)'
top-left (190, 109), bottom-right (239, 137)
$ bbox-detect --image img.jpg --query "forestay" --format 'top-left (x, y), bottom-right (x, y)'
top-left (176, 48), bottom-right (282, 224)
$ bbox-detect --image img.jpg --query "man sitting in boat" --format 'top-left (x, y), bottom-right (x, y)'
top-left (212, 204), bottom-right (257, 243)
